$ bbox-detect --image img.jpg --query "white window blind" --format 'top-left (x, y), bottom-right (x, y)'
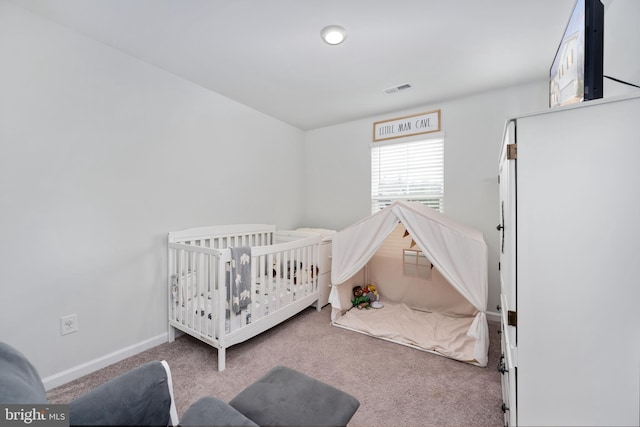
top-left (371, 137), bottom-right (444, 213)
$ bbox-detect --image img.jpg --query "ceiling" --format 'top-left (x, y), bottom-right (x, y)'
top-left (11, 0), bottom-right (576, 130)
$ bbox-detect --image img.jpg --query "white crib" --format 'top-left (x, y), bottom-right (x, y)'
top-left (167, 224), bottom-right (326, 371)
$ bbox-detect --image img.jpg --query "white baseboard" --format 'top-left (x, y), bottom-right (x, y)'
top-left (42, 333), bottom-right (168, 391)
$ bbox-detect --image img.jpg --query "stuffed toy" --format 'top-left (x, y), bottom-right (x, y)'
top-left (363, 284), bottom-right (384, 309)
top-left (352, 286), bottom-right (371, 309)
top-left (363, 284), bottom-right (379, 302)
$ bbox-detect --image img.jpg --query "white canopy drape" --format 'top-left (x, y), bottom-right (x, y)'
top-left (328, 201), bottom-right (489, 366)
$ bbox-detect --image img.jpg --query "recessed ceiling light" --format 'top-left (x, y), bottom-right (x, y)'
top-left (321, 25), bottom-right (347, 45)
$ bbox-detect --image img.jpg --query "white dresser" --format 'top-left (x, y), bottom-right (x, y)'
top-left (316, 240), bottom-right (332, 308)
top-left (497, 95), bottom-right (640, 426)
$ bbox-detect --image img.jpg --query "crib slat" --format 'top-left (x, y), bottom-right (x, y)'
top-left (266, 253), bottom-right (274, 317)
top-left (188, 250), bottom-right (193, 329)
top-left (258, 254), bottom-right (266, 319)
top-left (196, 251), bottom-right (204, 334)
top-left (279, 251), bottom-right (287, 312)
top-left (168, 246), bottom-right (177, 342)
top-left (217, 253), bottom-right (230, 363)
top-left (179, 249), bottom-right (186, 327)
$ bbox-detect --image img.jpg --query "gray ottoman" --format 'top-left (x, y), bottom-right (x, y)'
top-left (181, 396), bottom-right (258, 426)
top-left (229, 366), bottom-right (360, 427)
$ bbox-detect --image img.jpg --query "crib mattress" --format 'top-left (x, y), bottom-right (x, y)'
top-left (333, 299), bottom-right (477, 363)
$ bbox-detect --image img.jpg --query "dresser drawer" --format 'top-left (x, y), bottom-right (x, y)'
top-left (318, 241), bottom-right (332, 274)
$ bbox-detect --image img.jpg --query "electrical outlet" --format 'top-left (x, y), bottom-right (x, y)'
top-left (60, 314), bottom-right (79, 336)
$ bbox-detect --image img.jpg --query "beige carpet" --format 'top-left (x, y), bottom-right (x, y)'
top-left (47, 306), bottom-right (503, 426)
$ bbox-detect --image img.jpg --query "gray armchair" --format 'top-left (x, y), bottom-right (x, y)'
top-left (0, 342), bottom-right (359, 426)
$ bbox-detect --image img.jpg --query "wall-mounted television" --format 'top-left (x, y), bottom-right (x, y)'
top-left (549, 0), bottom-right (604, 108)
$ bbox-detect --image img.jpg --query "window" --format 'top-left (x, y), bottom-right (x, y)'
top-left (371, 136), bottom-right (444, 213)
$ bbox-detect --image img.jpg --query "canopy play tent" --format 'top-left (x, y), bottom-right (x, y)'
top-left (328, 201), bottom-right (489, 366)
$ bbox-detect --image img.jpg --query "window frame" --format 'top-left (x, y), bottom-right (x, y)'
top-left (370, 132), bottom-right (445, 214)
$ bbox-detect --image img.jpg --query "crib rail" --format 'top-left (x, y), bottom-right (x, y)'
top-left (169, 224), bottom-right (275, 248)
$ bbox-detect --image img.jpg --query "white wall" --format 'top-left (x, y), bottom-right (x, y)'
top-left (603, 0), bottom-right (640, 97)
top-left (0, 1), bottom-right (305, 383)
top-left (303, 82), bottom-right (550, 318)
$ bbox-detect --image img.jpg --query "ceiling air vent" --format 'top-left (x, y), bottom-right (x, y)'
top-left (383, 83), bottom-right (412, 95)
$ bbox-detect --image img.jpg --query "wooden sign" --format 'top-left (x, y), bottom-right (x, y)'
top-left (373, 110), bottom-right (440, 142)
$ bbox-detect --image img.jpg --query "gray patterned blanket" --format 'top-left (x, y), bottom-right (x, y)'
top-left (227, 247), bottom-right (252, 314)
